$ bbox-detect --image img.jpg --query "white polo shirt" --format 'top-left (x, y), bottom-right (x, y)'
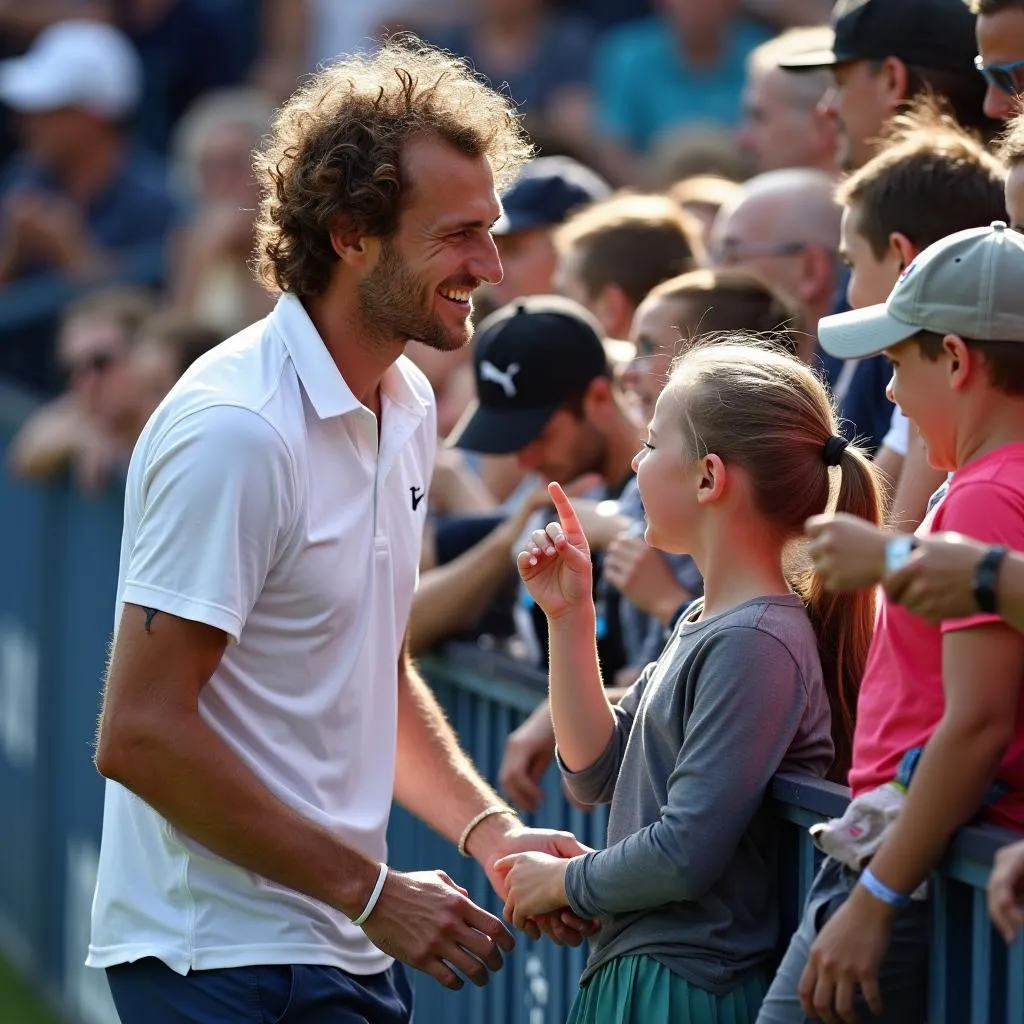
top-left (87, 293), bottom-right (436, 976)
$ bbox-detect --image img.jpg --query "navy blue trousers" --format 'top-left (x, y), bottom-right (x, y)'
top-left (106, 957), bottom-right (414, 1023)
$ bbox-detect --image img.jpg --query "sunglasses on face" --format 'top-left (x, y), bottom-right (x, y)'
top-left (64, 351), bottom-right (119, 381)
top-left (974, 54), bottom-right (1024, 96)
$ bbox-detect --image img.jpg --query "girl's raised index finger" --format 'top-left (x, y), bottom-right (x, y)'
top-left (548, 481), bottom-right (585, 537)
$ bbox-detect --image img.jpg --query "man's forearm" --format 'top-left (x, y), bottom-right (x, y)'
top-left (97, 712), bottom-right (378, 918)
top-left (394, 657), bottom-right (516, 852)
top-left (548, 609), bottom-right (615, 772)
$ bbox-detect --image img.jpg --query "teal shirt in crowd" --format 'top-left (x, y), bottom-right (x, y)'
top-left (594, 16), bottom-right (772, 153)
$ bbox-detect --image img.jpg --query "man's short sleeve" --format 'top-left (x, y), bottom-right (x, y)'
top-left (933, 480), bottom-right (1024, 635)
top-left (122, 405), bottom-right (297, 643)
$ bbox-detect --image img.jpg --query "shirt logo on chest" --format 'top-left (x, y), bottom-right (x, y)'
top-left (410, 485), bottom-right (425, 511)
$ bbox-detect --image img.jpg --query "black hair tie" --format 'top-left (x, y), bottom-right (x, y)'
top-left (823, 435), bottom-right (849, 466)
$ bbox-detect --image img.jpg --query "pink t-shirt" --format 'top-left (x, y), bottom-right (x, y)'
top-left (850, 443), bottom-right (1024, 832)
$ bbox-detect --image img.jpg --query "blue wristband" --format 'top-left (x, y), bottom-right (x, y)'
top-left (860, 866), bottom-right (911, 908)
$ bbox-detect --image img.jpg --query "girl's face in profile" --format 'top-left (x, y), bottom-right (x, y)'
top-left (631, 383), bottom-right (701, 555)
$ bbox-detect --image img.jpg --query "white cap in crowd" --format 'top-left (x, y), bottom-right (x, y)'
top-left (0, 19), bottom-right (142, 121)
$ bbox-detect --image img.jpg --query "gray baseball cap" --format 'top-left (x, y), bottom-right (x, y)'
top-left (818, 221), bottom-right (1024, 359)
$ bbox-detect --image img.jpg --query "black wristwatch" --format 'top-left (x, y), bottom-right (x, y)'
top-left (973, 546), bottom-right (1008, 614)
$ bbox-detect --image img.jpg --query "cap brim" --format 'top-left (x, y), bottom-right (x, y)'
top-left (778, 48), bottom-right (840, 71)
top-left (0, 57), bottom-right (70, 112)
top-left (492, 209), bottom-right (552, 236)
top-left (448, 401), bottom-right (559, 455)
top-left (818, 304), bottom-right (921, 359)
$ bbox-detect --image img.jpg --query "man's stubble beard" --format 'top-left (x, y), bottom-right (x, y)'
top-left (357, 239), bottom-right (472, 353)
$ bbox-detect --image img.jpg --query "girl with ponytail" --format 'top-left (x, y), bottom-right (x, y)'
top-left (495, 338), bottom-right (883, 1023)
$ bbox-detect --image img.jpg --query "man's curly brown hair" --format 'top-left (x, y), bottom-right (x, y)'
top-left (253, 37), bottom-right (533, 300)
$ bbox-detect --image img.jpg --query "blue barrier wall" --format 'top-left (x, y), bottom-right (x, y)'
top-left (1, 412), bottom-right (1022, 1024)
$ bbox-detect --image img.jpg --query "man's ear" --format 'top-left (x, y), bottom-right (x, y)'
top-left (581, 374), bottom-right (615, 421)
top-left (329, 214), bottom-right (371, 265)
top-left (878, 56), bottom-right (910, 108)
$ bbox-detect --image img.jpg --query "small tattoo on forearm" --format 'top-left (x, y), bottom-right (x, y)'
top-left (143, 608), bottom-right (160, 633)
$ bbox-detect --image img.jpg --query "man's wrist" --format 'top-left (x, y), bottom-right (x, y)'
top-left (463, 805), bottom-right (521, 863)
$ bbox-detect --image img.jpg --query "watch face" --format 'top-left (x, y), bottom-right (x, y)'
top-left (885, 537), bottom-right (915, 576)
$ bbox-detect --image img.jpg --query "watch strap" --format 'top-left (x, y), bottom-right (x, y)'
top-left (973, 546), bottom-right (1008, 614)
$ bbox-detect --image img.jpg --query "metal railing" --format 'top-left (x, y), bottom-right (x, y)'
top-left (0, 416), bottom-right (1020, 1023)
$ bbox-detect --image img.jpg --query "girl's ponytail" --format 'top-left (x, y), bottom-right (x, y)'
top-left (793, 442), bottom-right (883, 783)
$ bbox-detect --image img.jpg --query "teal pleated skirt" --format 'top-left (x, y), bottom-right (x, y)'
top-left (567, 954), bottom-right (768, 1024)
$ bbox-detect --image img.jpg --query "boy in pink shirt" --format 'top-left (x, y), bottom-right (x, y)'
top-left (758, 221), bottom-right (1024, 1024)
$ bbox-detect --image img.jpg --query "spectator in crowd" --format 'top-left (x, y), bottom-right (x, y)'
top-left (760, 222), bottom-right (1024, 1024)
top-left (429, 0), bottom-right (595, 158)
top-left (781, 0), bottom-right (996, 171)
top-left (0, 19), bottom-right (178, 286)
top-left (592, 0), bottom-right (772, 183)
top-left (610, 267), bottom-right (800, 678)
top-left (553, 192), bottom-right (703, 340)
top-left (973, 0), bottom-right (1024, 122)
top-left (709, 169), bottom-right (838, 366)
top-left (497, 338), bottom-right (880, 1020)
top-left (8, 287), bottom-right (158, 491)
top-left (667, 173), bottom-right (743, 243)
top-left (488, 155), bottom-right (611, 309)
top-left (710, 167), bottom-right (894, 451)
top-left (836, 102), bottom-right (1007, 529)
top-left (450, 297), bottom-right (643, 812)
top-left (168, 87), bottom-right (276, 338)
top-left (737, 26), bottom-right (839, 174)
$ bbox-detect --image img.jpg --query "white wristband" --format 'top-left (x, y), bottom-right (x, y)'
top-left (352, 863), bottom-right (388, 927)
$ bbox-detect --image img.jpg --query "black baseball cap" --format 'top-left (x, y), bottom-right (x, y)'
top-left (778, 0), bottom-right (977, 77)
top-left (449, 295), bottom-right (609, 455)
top-left (492, 156), bottom-right (611, 236)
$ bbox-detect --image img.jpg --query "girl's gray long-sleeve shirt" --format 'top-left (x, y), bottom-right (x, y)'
top-left (561, 594), bottom-right (834, 993)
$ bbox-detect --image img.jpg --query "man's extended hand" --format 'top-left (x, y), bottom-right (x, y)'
top-left (361, 868), bottom-right (515, 991)
top-left (468, 817), bottom-right (599, 946)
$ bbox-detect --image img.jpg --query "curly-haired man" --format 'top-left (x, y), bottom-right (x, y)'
top-left (86, 39), bottom-right (590, 1023)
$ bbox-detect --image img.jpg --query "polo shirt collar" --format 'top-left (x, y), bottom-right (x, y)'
top-left (272, 293), bottom-right (362, 419)
top-left (271, 294), bottom-right (430, 424)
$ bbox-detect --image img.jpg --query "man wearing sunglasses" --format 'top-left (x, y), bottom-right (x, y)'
top-left (974, 0), bottom-right (1024, 121)
top-left (781, 0), bottom-right (997, 172)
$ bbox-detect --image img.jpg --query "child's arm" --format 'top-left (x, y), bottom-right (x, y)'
top-left (799, 483), bottom-right (1024, 1021)
top-left (517, 484), bottom-right (621, 772)
top-left (559, 628), bottom-right (824, 919)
